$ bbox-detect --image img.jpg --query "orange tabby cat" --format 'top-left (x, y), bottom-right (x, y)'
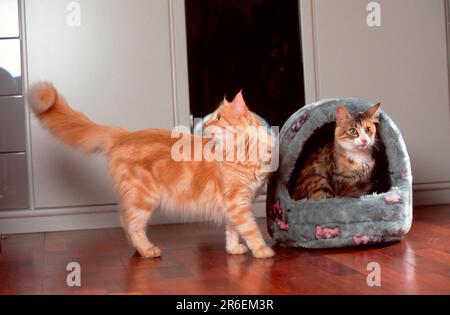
top-left (28, 82), bottom-right (275, 259)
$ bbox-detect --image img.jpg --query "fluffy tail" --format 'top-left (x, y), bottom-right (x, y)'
top-left (28, 82), bottom-right (127, 153)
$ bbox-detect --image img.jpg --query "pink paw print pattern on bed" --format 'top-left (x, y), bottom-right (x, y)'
top-left (291, 113), bottom-right (308, 132)
top-left (270, 199), bottom-right (281, 216)
top-left (400, 169), bottom-right (411, 178)
top-left (270, 199), bottom-right (290, 231)
top-left (384, 194), bottom-right (402, 204)
top-left (315, 226), bottom-right (340, 239)
top-left (275, 218), bottom-right (289, 231)
top-left (353, 235), bottom-right (375, 245)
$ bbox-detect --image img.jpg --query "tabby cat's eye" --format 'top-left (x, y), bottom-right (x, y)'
top-left (217, 114), bottom-right (221, 121)
top-left (348, 128), bottom-right (357, 136)
top-left (365, 126), bottom-right (372, 133)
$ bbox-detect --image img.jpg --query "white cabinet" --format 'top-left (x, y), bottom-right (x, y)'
top-left (307, 0), bottom-right (450, 185)
top-left (25, 0), bottom-right (176, 208)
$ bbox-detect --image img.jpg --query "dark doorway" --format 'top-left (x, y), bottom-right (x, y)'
top-left (185, 0), bottom-right (305, 128)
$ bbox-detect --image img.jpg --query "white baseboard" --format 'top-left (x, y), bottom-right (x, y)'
top-left (0, 197), bottom-right (268, 235)
top-left (412, 182), bottom-right (450, 206)
top-left (1, 185), bottom-right (448, 235)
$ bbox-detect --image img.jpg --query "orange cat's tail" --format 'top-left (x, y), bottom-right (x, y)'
top-left (28, 82), bottom-right (127, 154)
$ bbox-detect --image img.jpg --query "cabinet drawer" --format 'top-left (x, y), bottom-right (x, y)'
top-left (0, 0), bottom-right (20, 38)
top-left (0, 152), bottom-right (29, 210)
top-left (0, 39), bottom-right (22, 96)
top-left (0, 96), bottom-right (26, 152)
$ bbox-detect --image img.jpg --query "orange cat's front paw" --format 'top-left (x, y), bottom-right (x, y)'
top-left (139, 246), bottom-right (161, 258)
top-left (252, 246), bottom-right (275, 259)
top-left (227, 244), bottom-right (248, 255)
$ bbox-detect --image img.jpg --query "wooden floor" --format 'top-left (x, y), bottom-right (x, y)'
top-left (0, 204), bottom-right (449, 294)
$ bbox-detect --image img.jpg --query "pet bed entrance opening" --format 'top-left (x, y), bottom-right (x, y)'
top-left (287, 122), bottom-right (391, 199)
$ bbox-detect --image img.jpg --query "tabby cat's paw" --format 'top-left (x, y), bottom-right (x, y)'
top-left (227, 244), bottom-right (248, 255)
top-left (140, 246), bottom-right (161, 258)
top-left (252, 246), bottom-right (275, 259)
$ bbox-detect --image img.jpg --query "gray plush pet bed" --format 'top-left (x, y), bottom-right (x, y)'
top-left (266, 98), bottom-right (413, 248)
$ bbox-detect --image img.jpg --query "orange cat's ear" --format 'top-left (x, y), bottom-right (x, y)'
top-left (231, 90), bottom-right (249, 116)
top-left (336, 105), bottom-right (351, 126)
top-left (365, 102), bottom-right (382, 122)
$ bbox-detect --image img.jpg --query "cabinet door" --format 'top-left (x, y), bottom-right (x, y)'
top-left (0, 96), bottom-right (26, 153)
top-left (0, 153), bottom-right (29, 210)
top-left (312, 0), bottom-right (450, 184)
top-left (25, 0), bottom-right (175, 208)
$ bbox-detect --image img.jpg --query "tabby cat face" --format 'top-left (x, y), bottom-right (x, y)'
top-left (335, 103), bottom-right (382, 152)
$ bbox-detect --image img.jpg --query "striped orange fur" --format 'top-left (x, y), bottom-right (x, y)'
top-left (28, 82), bottom-right (274, 259)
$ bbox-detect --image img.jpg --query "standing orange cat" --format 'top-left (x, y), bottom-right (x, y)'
top-left (28, 82), bottom-right (275, 259)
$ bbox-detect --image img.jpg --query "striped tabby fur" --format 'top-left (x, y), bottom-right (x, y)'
top-left (292, 103), bottom-right (381, 200)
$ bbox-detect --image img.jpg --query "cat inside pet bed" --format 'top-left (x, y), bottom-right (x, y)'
top-left (288, 104), bottom-right (391, 200)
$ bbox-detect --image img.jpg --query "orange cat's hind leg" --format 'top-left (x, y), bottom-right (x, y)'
top-left (226, 224), bottom-right (248, 255)
top-left (120, 190), bottom-right (161, 258)
top-left (227, 205), bottom-right (275, 259)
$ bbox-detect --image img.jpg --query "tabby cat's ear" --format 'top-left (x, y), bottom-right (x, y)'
top-left (365, 102), bottom-right (382, 122)
top-left (231, 90), bottom-right (249, 116)
top-left (336, 105), bottom-right (352, 126)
